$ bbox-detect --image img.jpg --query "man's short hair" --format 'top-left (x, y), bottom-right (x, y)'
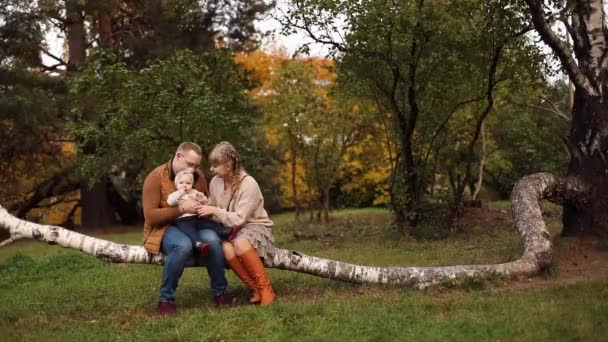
top-left (177, 142), bottom-right (202, 155)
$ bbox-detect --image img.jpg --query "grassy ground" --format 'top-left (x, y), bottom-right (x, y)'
top-left (1, 205), bottom-right (606, 341)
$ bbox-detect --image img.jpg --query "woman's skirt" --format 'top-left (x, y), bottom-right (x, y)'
top-left (234, 224), bottom-right (275, 260)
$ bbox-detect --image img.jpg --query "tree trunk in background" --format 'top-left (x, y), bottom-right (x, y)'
top-left (67, 1), bottom-right (115, 229)
top-left (388, 160), bottom-right (408, 231)
top-left (322, 188), bottom-right (330, 224)
top-left (65, 1), bottom-right (86, 72)
top-left (80, 177), bottom-right (114, 228)
top-left (448, 42), bottom-right (503, 231)
top-left (400, 139), bottom-right (419, 227)
top-left (98, 11), bottom-right (114, 49)
top-left (308, 190), bottom-right (314, 223)
top-left (291, 146), bottom-right (301, 222)
top-left (472, 121), bottom-right (486, 200)
top-left (385, 0), bottom-right (424, 231)
top-left (561, 92), bottom-right (608, 236)
top-left (525, 0), bottom-right (608, 237)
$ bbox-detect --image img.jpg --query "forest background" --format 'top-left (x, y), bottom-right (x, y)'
top-left (0, 0), bottom-right (571, 237)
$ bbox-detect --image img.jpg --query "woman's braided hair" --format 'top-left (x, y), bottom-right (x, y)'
top-left (209, 141), bottom-right (245, 195)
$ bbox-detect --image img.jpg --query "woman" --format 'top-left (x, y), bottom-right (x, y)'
top-left (197, 141), bottom-right (276, 307)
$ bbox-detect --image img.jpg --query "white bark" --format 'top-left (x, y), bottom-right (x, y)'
top-left (524, 0), bottom-right (600, 96)
top-left (0, 173), bottom-right (557, 288)
top-left (472, 120), bottom-right (485, 201)
top-left (0, 207), bottom-right (167, 264)
top-left (583, 0), bottom-right (606, 80)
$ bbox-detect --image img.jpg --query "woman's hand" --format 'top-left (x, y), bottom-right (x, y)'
top-left (195, 192), bottom-right (208, 204)
top-left (197, 205), bottom-right (219, 217)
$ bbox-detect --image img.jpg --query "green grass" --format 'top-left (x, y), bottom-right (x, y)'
top-left (1, 207), bottom-right (606, 341)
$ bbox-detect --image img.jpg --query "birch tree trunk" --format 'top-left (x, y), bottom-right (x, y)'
top-left (524, 0), bottom-right (608, 236)
top-left (472, 121), bottom-right (486, 201)
top-left (1, 173), bottom-right (557, 288)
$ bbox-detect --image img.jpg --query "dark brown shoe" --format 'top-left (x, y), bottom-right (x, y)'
top-left (213, 292), bottom-right (233, 308)
top-left (156, 301), bottom-right (176, 316)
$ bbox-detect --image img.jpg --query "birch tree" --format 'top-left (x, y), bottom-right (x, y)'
top-left (522, 0), bottom-right (608, 236)
top-left (0, 172), bottom-right (557, 287)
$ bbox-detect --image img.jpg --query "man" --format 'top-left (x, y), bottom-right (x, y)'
top-left (142, 142), bottom-right (230, 316)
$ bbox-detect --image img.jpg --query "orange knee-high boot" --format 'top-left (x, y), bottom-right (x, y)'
top-left (239, 248), bottom-right (276, 307)
top-left (226, 256), bottom-right (261, 303)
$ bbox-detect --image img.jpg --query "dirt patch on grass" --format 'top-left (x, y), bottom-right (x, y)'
top-left (461, 207), bottom-right (507, 223)
top-left (461, 207), bottom-right (608, 290)
top-left (506, 236), bottom-right (608, 291)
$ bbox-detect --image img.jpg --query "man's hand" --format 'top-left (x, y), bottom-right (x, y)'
top-left (197, 205), bottom-right (219, 217)
top-left (179, 199), bottom-right (201, 214)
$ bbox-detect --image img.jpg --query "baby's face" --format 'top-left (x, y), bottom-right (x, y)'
top-left (176, 175), bottom-right (194, 191)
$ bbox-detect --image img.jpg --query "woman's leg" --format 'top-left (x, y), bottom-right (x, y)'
top-left (223, 241), bottom-right (260, 303)
top-left (223, 241), bottom-right (236, 260)
top-left (233, 238), bottom-right (254, 256)
top-left (233, 238), bottom-right (276, 307)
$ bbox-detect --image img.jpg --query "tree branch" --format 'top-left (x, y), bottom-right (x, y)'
top-left (505, 96), bottom-right (571, 121)
top-left (41, 49), bottom-right (68, 66)
top-left (12, 165), bottom-right (80, 218)
top-left (523, 0), bottom-right (599, 95)
top-left (422, 95), bottom-right (487, 167)
top-left (41, 63), bottom-right (66, 72)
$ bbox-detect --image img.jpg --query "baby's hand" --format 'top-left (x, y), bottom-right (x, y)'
top-left (182, 193), bottom-right (195, 201)
top-left (195, 192), bottom-right (209, 204)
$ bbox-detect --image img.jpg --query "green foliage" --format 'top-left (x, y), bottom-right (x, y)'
top-left (286, 0), bottom-right (552, 226)
top-left (0, 0), bottom-right (45, 67)
top-left (107, 0), bottom-right (273, 67)
top-left (484, 83), bottom-right (569, 198)
top-left (69, 48), bottom-right (256, 185)
top-left (0, 0), bottom-right (274, 220)
top-left (0, 63), bottom-right (71, 205)
top-left (265, 59), bottom-right (376, 211)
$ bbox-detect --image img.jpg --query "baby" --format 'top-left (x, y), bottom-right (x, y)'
top-left (167, 169), bottom-right (235, 255)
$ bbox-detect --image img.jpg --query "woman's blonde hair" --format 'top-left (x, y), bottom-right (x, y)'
top-left (209, 141), bottom-right (245, 194)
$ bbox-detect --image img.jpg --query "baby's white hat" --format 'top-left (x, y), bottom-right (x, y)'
top-left (175, 168), bottom-right (195, 188)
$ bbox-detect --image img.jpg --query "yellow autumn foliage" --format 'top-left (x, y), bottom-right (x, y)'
top-left (235, 50), bottom-right (394, 208)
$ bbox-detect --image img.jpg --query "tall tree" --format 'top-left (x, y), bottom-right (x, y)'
top-left (0, 1), bottom-right (77, 225)
top-left (265, 59), bottom-right (372, 223)
top-left (66, 0), bottom-right (116, 228)
top-left (523, 0), bottom-right (608, 236)
top-left (1, 0), bottom-right (273, 226)
top-left (69, 49), bottom-right (260, 209)
top-left (435, 1), bottom-right (535, 229)
top-left (283, 0), bottom-right (541, 232)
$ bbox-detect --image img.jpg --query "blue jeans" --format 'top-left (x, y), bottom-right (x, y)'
top-left (159, 225), bottom-right (228, 301)
top-left (173, 216), bottom-right (232, 245)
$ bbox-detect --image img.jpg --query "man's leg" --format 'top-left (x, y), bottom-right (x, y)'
top-left (197, 228), bottom-right (228, 297)
top-left (159, 225), bottom-right (193, 303)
